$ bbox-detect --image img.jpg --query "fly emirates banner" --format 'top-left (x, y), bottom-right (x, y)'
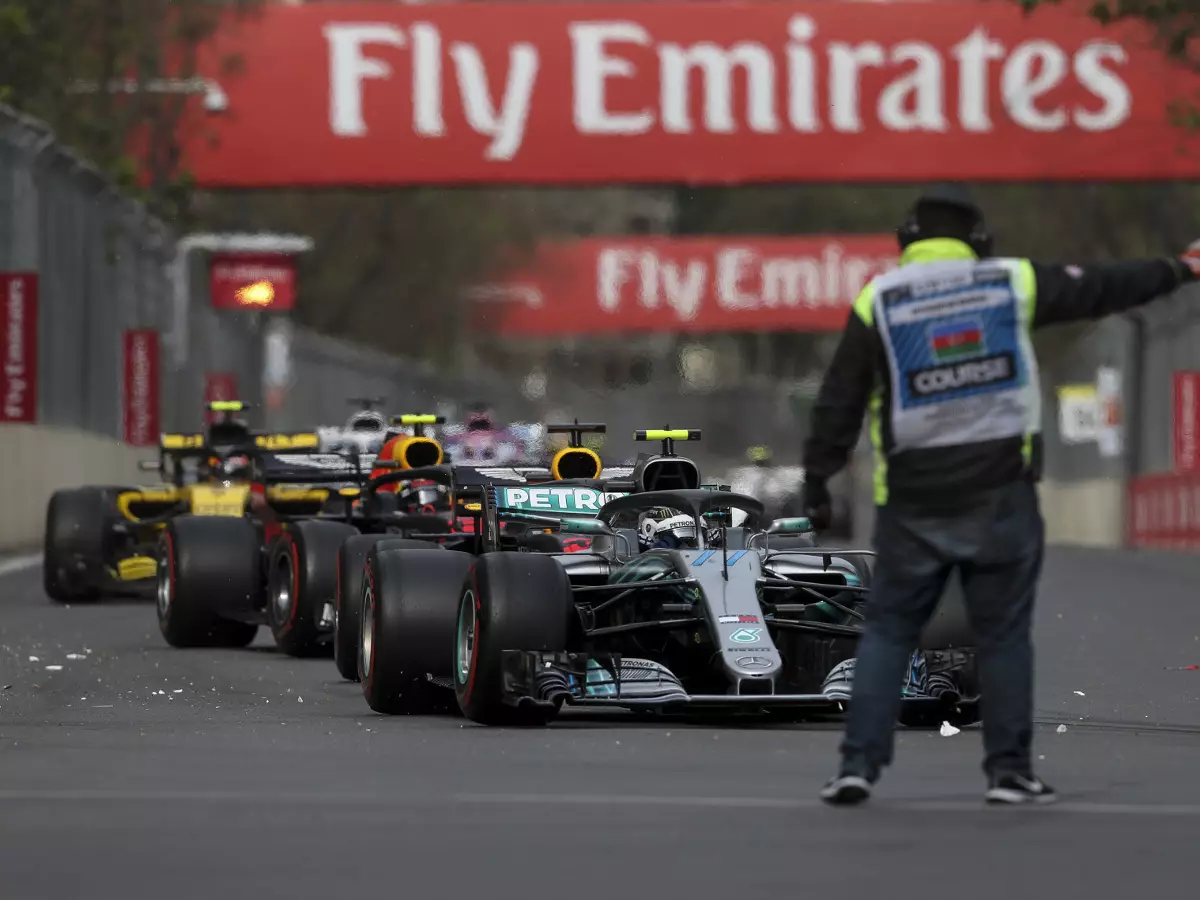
top-left (181, 1), bottom-right (1200, 186)
top-left (469, 235), bottom-right (898, 336)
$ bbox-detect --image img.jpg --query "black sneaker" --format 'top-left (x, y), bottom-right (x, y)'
top-left (985, 774), bottom-right (1057, 805)
top-left (820, 774), bottom-right (873, 806)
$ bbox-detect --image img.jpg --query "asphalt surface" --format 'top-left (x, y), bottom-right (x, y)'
top-left (2, 546), bottom-right (1200, 898)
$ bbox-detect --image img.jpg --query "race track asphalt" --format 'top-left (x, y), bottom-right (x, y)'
top-left (2, 546), bottom-right (1200, 899)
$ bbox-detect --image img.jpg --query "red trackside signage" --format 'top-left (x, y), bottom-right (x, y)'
top-left (471, 235), bottom-right (897, 335)
top-left (180, 2), bottom-right (1200, 186)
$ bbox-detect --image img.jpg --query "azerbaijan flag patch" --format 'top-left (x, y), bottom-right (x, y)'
top-left (929, 320), bottom-right (985, 361)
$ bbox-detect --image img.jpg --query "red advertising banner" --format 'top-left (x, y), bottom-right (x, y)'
top-left (178, 2), bottom-right (1200, 187)
top-left (1128, 472), bottom-right (1200, 551)
top-left (210, 254), bottom-right (297, 311)
top-left (1173, 371), bottom-right (1200, 472)
top-left (0, 273), bottom-right (38, 423)
top-left (204, 372), bottom-right (239, 422)
top-left (122, 329), bottom-right (160, 446)
top-left (472, 235), bottom-right (896, 336)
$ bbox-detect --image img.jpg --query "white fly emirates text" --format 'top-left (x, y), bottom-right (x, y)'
top-left (324, 14), bottom-right (1132, 161)
top-left (596, 243), bottom-right (895, 320)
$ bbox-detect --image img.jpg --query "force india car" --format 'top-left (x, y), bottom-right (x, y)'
top-left (354, 429), bottom-right (980, 726)
top-left (43, 401), bottom-right (350, 605)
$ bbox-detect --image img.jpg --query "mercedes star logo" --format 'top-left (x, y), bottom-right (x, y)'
top-left (736, 656), bottom-right (772, 670)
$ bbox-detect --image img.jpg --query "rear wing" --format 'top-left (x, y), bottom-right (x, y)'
top-left (492, 485), bottom-right (629, 518)
top-left (158, 431), bottom-right (322, 455)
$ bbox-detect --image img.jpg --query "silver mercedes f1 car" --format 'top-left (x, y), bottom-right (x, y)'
top-left (357, 429), bottom-right (979, 727)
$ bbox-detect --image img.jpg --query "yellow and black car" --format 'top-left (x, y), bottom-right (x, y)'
top-left (41, 401), bottom-right (351, 613)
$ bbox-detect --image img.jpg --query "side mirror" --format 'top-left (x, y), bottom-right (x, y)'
top-left (559, 517), bottom-right (612, 536)
top-left (139, 460), bottom-right (161, 472)
top-left (767, 516), bottom-right (812, 534)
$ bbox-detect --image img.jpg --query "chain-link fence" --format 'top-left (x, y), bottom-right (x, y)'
top-left (0, 104), bottom-right (529, 441)
top-left (1, 105), bottom-right (175, 436)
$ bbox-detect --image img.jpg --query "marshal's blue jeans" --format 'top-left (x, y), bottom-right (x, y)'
top-left (840, 479), bottom-right (1044, 781)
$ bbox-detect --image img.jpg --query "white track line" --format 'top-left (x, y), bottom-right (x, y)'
top-left (0, 553), bottom-right (41, 578)
top-left (0, 789), bottom-right (1199, 817)
top-left (453, 792), bottom-right (1200, 817)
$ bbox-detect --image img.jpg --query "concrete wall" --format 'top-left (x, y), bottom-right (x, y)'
top-left (0, 426), bottom-right (146, 552)
top-left (849, 448), bottom-right (1126, 549)
top-left (1039, 478), bottom-right (1125, 548)
top-left (0, 430), bottom-right (1130, 554)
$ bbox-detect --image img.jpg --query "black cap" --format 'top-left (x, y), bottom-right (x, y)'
top-left (915, 183), bottom-right (983, 221)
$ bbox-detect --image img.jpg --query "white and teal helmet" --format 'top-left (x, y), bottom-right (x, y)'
top-left (638, 507), bottom-right (698, 550)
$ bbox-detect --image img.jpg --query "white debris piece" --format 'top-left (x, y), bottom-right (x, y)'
top-left (298, 696), bottom-right (304, 703)
top-left (940, 721), bottom-right (960, 737)
top-left (44, 665), bottom-right (63, 671)
top-left (28, 656), bottom-right (39, 662)
top-left (66, 654), bottom-right (86, 660)
top-left (173, 689), bottom-right (182, 694)
top-left (1074, 690), bottom-right (1086, 696)
top-left (1056, 724), bottom-right (1068, 733)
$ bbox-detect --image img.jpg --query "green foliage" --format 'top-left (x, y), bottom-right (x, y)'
top-left (199, 188), bottom-right (543, 366)
top-left (0, 0), bottom-right (262, 223)
top-left (673, 182), bottom-right (1200, 261)
top-left (1018, 0), bottom-right (1200, 64)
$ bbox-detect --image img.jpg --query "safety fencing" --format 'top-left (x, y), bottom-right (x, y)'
top-left (0, 103), bottom-right (529, 440)
top-left (0, 103), bottom-right (529, 548)
top-left (1122, 279), bottom-right (1200, 549)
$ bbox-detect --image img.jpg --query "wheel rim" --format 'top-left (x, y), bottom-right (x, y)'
top-left (360, 580), bottom-right (374, 677)
top-left (272, 552), bottom-right (293, 624)
top-left (156, 547), bottom-right (172, 618)
top-left (456, 590), bottom-right (475, 685)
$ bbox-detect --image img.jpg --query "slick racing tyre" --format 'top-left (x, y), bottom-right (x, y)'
top-left (269, 520), bottom-right (360, 658)
top-left (43, 487), bottom-right (112, 603)
top-left (360, 545), bottom-right (472, 714)
top-left (455, 552), bottom-right (575, 727)
top-left (158, 517), bottom-right (260, 648)
top-left (335, 536), bottom-right (442, 681)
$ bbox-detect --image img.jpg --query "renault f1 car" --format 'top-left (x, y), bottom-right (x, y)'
top-left (355, 429), bottom-right (979, 726)
top-left (43, 401), bottom-right (350, 605)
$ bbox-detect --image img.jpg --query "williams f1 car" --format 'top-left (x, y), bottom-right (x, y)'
top-left (355, 428), bottom-right (979, 726)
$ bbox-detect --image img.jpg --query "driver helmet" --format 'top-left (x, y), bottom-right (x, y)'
top-left (638, 507), bottom-right (698, 550)
top-left (205, 453), bottom-right (252, 482)
top-left (747, 445), bottom-right (772, 467)
top-left (396, 479), bottom-right (449, 514)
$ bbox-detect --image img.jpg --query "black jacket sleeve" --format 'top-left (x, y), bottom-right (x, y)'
top-left (802, 311), bottom-right (877, 483)
top-left (1031, 258), bottom-right (1193, 328)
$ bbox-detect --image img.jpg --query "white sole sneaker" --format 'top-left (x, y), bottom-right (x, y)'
top-left (820, 775), bottom-right (872, 806)
top-left (985, 779), bottom-right (1057, 805)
